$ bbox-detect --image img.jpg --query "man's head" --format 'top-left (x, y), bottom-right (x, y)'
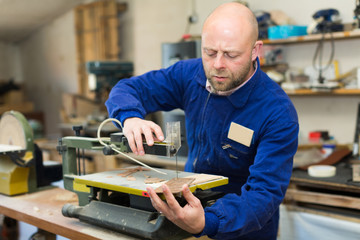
top-left (201, 2), bottom-right (262, 92)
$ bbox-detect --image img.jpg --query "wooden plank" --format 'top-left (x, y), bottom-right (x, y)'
top-left (185, 173), bottom-right (223, 185)
top-left (74, 0), bottom-right (123, 97)
top-left (263, 30), bottom-right (360, 45)
top-left (285, 188), bottom-right (360, 210)
top-left (0, 102), bottom-right (34, 114)
top-left (105, 1), bottom-right (120, 59)
top-left (353, 164), bottom-right (360, 182)
top-left (155, 177), bottom-right (195, 194)
top-left (285, 88), bottom-right (360, 96)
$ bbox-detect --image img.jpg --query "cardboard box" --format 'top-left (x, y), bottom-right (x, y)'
top-left (0, 90), bottom-right (25, 105)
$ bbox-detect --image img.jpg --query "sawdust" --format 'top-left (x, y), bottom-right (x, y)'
top-left (126, 176), bottom-right (136, 181)
top-left (144, 177), bottom-right (165, 184)
top-left (117, 166), bottom-right (150, 177)
top-left (54, 193), bottom-right (78, 202)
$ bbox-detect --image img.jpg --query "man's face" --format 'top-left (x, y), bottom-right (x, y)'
top-left (201, 26), bottom-right (255, 92)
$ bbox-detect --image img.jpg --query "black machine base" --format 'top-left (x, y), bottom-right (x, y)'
top-left (62, 201), bottom-right (191, 240)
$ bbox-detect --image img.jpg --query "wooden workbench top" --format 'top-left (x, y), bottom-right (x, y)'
top-left (0, 187), bottom-right (138, 240)
top-left (0, 186), bottom-right (207, 240)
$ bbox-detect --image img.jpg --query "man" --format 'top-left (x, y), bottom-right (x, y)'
top-left (106, 2), bottom-right (298, 239)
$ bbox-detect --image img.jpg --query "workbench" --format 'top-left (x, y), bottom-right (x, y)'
top-left (0, 186), bottom-right (208, 240)
top-left (278, 161), bottom-right (360, 240)
top-left (0, 187), bottom-right (141, 239)
top-left (284, 161), bottom-right (360, 222)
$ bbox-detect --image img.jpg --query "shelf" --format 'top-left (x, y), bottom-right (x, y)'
top-left (262, 30), bottom-right (360, 45)
top-left (285, 88), bottom-right (360, 96)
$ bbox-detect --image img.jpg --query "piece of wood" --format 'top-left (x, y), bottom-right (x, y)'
top-left (353, 164), bottom-right (360, 182)
top-left (263, 30), bottom-right (360, 45)
top-left (144, 177), bottom-right (166, 184)
top-left (0, 102), bottom-right (34, 115)
top-left (74, 0), bottom-right (125, 97)
top-left (155, 178), bottom-right (195, 194)
top-left (285, 188), bottom-right (360, 210)
top-left (298, 148), bottom-right (352, 170)
top-left (126, 176), bottom-right (136, 181)
top-left (117, 166), bottom-right (150, 177)
top-left (185, 173), bottom-right (223, 185)
top-left (0, 187), bottom-right (137, 240)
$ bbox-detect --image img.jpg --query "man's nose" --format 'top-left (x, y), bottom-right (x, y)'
top-left (213, 54), bottom-right (225, 69)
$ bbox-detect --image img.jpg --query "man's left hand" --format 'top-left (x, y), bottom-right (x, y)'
top-left (146, 184), bottom-right (205, 234)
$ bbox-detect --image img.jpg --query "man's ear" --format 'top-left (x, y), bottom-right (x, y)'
top-left (251, 40), bottom-right (263, 61)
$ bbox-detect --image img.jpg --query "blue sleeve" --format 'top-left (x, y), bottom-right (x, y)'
top-left (199, 120), bottom-right (299, 239)
top-left (105, 61), bottom-right (186, 125)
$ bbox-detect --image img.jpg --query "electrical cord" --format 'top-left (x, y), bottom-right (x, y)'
top-left (183, 0), bottom-right (198, 38)
top-left (312, 24), bottom-right (335, 84)
top-left (97, 118), bottom-right (166, 175)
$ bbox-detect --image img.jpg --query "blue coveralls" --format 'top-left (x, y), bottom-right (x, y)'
top-left (106, 58), bottom-right (299, 239)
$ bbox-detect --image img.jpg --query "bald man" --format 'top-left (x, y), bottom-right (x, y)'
top-left (106, 2), bottom-right (298, 239)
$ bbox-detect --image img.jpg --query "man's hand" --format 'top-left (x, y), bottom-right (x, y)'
top-left (146, 184), bottom-right (205, 234)
top-left (123, 117), bottom-right (164, 155)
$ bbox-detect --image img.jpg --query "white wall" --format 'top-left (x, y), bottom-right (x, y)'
top-left (0, 42), bottom-right (22, 83)
top-left (248, 0), bottom-right (360, 144)
top-left (7, 0), bottom-right (360, 143)
top-left (126, 0), bottom-right (360, 144)
top-left (19, 9), bottom-right (78, 139)
top-left (130, 0), bottom-right (189, 74)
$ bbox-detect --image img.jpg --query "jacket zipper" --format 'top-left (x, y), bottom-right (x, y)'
top-left (193, 91), bottom-right (211, 171)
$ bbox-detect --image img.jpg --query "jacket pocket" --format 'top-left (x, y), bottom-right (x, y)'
top-left (219, 139), bottom-right (254, 172)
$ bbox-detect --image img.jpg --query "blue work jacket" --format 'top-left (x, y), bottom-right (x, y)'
top-left (106, 58), bottom-right (299, 239)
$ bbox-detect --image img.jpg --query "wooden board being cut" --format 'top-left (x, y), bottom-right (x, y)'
top-left (155, 178), bottom-right (195, 194)
top-left (185, 173), bottom-right (224, 185)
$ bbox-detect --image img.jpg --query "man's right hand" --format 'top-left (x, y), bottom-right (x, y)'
top-left (123, 117), bottom-right (164, 155)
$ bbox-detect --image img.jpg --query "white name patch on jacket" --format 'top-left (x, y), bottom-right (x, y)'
top-left (228, 122), bottom-right (254, 147)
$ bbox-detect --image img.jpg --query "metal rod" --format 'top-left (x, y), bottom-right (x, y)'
top-left (82, 148), bottom-right (85, 175)
top-left (176, 155), bottom-right (178, 179)
top-left (77, 148), bottom-right (81, 175)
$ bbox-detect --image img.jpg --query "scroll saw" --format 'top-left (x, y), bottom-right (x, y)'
top-left (0, 111), bottom-right (62, 195)
top-left (58, 120), bottom-right (228, 239)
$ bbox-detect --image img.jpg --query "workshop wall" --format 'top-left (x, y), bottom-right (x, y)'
top-left (130, 0), bottom-right (189, 75)
top-left (19, 9), bottom-right (78, 139)
top-left (247, 0), bottom-right (360, 144)
top-left (10, 0), bottom-right (360, 143)
top-left (0, 42), bottom-right (22, 83)
top-left (129, 0), bottom-right (360, 144)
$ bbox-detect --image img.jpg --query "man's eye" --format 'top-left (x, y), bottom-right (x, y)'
top-left (205, 50), bottom-right (216, 57)
top-left (226, 53), bottom-right (238, 58)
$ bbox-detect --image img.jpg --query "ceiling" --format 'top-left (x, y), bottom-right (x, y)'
top-left (0, 0), bottom-right (86, 43)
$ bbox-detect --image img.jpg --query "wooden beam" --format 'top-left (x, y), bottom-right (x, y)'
top-left (285, 188), bottom-right (360, 210)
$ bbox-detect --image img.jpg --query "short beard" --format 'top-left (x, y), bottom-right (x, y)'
top-left (206, 61), bottom-right (252, 92)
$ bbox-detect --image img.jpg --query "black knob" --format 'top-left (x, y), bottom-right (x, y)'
top-left (72, 125), bottom-right (83, 136)
top-left (103, 145), bottom-right (116, 155)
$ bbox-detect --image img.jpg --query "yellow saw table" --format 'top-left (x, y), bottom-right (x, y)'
top-left (58, 132), bottom-right (229, 240)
